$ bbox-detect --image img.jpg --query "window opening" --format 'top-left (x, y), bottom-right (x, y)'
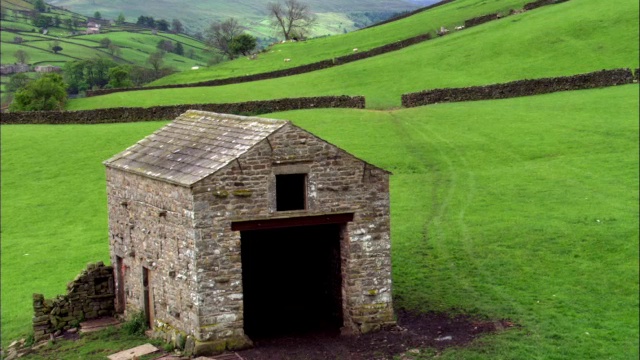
top-left (276, 174), bottom-right (307, 211)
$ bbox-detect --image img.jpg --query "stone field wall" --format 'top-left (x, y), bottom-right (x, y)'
top-left (0, 96), bottom-right (364, 124)
top-left (401, 68), bottom-right (635, 107)
top-left (32, 262), bottom-right (114, 341)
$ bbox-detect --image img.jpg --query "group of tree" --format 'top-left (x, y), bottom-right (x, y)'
top-left (99, 38), bottom-right (122, 56)
top-left (136, 15), bottom-right (183, 33)
top-left (157, 40), bottom-right (184, 56)
top-left (203, 0), bottom-right (314, 59)
top-left (204, 18), bottom-right (256, 59)
top-left (267, 0), bottom-right (317, 40)
top-left (9, 73), bottom-right (67, 112)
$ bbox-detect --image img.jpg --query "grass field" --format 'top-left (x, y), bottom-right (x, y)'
top-left (69, 0), bottom-right (639, 110)
top-left (2, 84), bottom-right (638, 359)
top-left (150, 0), bottom-right (535, 86)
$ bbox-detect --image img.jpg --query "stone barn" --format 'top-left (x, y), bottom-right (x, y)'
top-left (104, 110), bottom-right (395, 355)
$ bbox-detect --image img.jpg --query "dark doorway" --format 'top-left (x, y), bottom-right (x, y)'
top-left (241, 224), bottom-right (344, 339)
top-left (142, 267), bottom-right (154, 328)
top-left (115, 256), bottom-right (125, 313)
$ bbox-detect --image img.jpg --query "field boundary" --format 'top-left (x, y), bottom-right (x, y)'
top-left (0, 95), bottom-right (365, 124)
top-left (401, 68), bottom-right (636, 107)
top-left (85, 0), bottom-right (568, 98)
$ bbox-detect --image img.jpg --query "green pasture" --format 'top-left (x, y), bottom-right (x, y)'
top-left (1, 0), bottom-right (32, 10)
top-left (70, 0), bottom-right (638, 110)
top-left (150, 0), bottom-right (535, 86)
top-left (1, 42), bottom-right (75, 64)
top-left (0, 19), bottom-right (39, 32)
top-left (2, 84), bottom-right (638, 358)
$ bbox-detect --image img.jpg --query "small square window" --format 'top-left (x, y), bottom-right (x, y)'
top-left (276, 174), bottom-right (307, 211)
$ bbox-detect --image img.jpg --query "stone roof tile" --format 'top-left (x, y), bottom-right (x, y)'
top-left (104, 110), bottom-right (287, 186)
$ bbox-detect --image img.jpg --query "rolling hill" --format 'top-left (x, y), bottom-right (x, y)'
top-left (0, 0), bottom-right (211, 105)
top-left (48, 0), bottom-right (430, 39)
top-left (67, 0), bottom-right (639, 110)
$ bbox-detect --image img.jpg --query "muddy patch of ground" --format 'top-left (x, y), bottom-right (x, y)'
top-left (236, 309), bottom-right (516, 360)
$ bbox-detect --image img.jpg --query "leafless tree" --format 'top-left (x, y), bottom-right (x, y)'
top-left (172, 19), bottom-right (184, 34)
top-left (147, 50), bottom-right (165, 74)
top-left (204, 18), bottom-right (243, 59)
top-left (267, 0), bottom-right (317, 40)
top-left (14, 50), bottom-right (29, 64)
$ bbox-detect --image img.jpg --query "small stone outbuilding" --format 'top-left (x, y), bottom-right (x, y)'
top-left (104, 111), bottom-right (395, 355)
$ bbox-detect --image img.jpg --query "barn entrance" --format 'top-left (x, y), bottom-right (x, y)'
top-left (236, 214), bottom-right (351, 339)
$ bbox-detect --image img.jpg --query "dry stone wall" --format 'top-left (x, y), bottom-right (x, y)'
top-left (0, 96), bottom-right (365, 125)
top-left (32, 262), bottom-right (114, 341)
top-left (106, 168), bottom-right (199, 336)
top-left (464, 13), bottom-right (501, 28)
top-left (402, 68), bottom-right (634, 107)
top-left (524, 0), bottom-right (569, 11)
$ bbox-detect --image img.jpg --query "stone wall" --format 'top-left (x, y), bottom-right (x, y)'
top-left (32, 262), bottom-right (115, 341)
top-left (0, 96), bottom-right (365, 124)
top-left (524, 0), bottom-right (569, 11)
top-left (402, 68), bottom-right (634, 107)
top-left (464, 13), bottom-right (501, 28)
top-left (106, 169), bottom-right (199, 337)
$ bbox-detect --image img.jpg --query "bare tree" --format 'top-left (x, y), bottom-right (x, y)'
top-left (267, 0), bottom-right (317, 40)
top-left (14, 50), bottom-right (29, 64)
top-left (172, 19), bottom-right (184, 34)
top-left (204, 18), bottom-right (243, 59)
top-left (147, 51), bottom-right (165, 74)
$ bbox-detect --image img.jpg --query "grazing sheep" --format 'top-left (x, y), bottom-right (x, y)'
top-left (437, 26), bottom-right (449, 36)
top-left (284, 58), bottom-right (291, 62)
top-left (353, 48), bottom-right (359, 52)
top-left (191, 66), bottom-right (199, 70)
top-left (454, 25), bottom-right (465, 30)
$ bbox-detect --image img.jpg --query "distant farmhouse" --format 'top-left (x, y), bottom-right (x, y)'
top-left (86, 22), bottom-right (101, 34)
top-left (34, 65), bottom-right (61, 73)
top-left (104, 111), bottom-right (395, 355)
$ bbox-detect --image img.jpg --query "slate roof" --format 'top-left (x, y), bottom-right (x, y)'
top-left (104, 110), bottom-right (288, 186)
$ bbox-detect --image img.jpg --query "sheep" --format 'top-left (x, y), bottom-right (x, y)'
top-left (191, 66), bottom-right (199, 70)
top-left (437, 26), bottom-right (449, 36)
top-left (454, 25), bottom-right (465, 30)
top-left (284, 58), bottom-right (291, 62)
top-left (353, 48), bottom-right (359, 52)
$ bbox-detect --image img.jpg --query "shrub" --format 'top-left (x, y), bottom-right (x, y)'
top-left (121, 311), bottom-right (147, 336)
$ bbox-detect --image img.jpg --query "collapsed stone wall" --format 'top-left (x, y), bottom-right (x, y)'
top-left (402, 68), bottom-right (634, 107)
top-left (0, 96), bottom-right (365, 124)
top-left (32, 262), bottom-right (114, 341)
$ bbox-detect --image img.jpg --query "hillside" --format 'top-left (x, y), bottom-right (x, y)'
top-left (67, 0), bottom-right (639, 110)
top-left (0, 0), bottom-right (210, 105)
top-left (48, 0), bottom-right (426, 39)
top-left (149, 0), bottom-right (535, 87)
